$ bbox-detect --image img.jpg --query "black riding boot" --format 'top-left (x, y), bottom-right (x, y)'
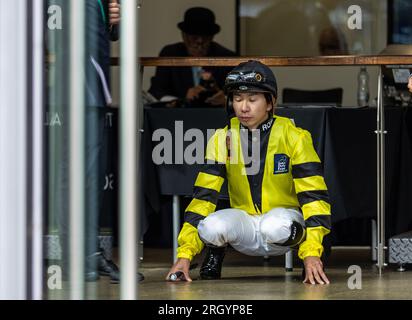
top-left (199, 246), bottom-right (226, 280)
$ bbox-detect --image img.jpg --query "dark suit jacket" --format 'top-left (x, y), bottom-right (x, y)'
top-left (86, 0), bottom-right (119, 107)
top-left (148, 42), bottom-right (236, 102)
top-left (45, 0), bottom-right (119, 107)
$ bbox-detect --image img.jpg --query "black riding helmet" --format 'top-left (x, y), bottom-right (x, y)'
top-left (224, 60), bottom-right (278, 116)
top-left (224, 60), bottom-right (277, 96)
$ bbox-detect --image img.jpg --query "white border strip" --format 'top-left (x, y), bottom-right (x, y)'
top-left (70, 0), bottom-right (86, 299)
top-left (32, 0), bottom-right (45, 300)
top-left (120, 0), bottom-right (138, 300)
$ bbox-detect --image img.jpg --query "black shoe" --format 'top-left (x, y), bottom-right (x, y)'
top-left (85, 251), bottom-right (116, 282)
top-left (61, 252), bottom-right (117, 282)
top-left (96, 252), bottom-right (120, 282)
top-left (93, 252), bottom-right (144, 283)
top-left (85, 252), bottom-right (105, 282)
top-left (97, 252), bottom-right (119, 276)
top-left (199, 246), bottom-right (226, 280)
top-left (84, 251), bottom-right (144, 283)
top-left (109, 272), bottom-right (144, 284)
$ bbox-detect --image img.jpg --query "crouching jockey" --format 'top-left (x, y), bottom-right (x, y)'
top-left (166, 60), bottom-right (331, 285)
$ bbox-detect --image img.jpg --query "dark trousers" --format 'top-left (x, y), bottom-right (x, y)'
top-left (57, 107), bottom-right (106, 269)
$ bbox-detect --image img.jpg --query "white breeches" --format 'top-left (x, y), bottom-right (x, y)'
top-left (197, 207), bottom-right (305, 257)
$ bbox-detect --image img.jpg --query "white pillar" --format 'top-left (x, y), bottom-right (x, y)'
top-left (120, 0), bottom-right (139, 300)
top-left (31, 0), bottom-right (45, 300)
top-left (0, 0), bottom-right (28, 300)
top-left (69, 0), bottom-right (86, 299)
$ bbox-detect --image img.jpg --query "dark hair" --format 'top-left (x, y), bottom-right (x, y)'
top-left (263, 92), bottom-right (273, 105)
top-left (264, 92), bottom-right (275, 114)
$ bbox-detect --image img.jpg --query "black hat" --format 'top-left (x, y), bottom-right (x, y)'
top-left (224, 60), bottom-right (278, 98)
top-left (178, 7), bottom-right (220, 36)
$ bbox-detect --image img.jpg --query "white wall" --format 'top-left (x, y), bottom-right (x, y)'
top-left (111, 0), bottom-right (237, 106)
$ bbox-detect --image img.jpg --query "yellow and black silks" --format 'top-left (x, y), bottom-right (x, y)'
top-left (177, 115), bottom-right (331, 261)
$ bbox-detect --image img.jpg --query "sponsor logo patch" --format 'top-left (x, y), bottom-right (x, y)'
top-left (274, 154), bottom-right (289, 174)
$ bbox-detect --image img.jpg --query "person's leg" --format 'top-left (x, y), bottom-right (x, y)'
top-left (55, 108), bottom-right (101, 282)
top-left (84, 108), bottom-right (132, 283)
top-left (259, 207), bottom-right (320, 279)
top-left (85, 108), bottom-right (101, 260)
top-left (85, 108), bottom-right (144, 283)
top-left (56, 109), bottom-right (71, 279)
top-left (261, 207), bottom-right (331, 281)
top-left (197, 208), bottom-right (258, 279)
top-left (197, 208), bottom-right (260, 251)
top-left (259, 207), bottom-right (306, 255)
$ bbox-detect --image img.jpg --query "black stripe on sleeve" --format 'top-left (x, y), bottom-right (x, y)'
top-left (292, 162), bottom-right (323, 179)
top-left (305, 214), bottom-right (332, 230)
top-left (202, 163), bottom-right (226, 178)
top-left (193, 186), bottom-right (219, 205)
top-left (185, 211), bottom-right (206, 228)
top-left (297, 190), bottom-right (330, 207)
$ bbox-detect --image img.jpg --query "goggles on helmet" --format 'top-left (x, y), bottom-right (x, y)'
top-left (225, 71), bottom-right (265, 85)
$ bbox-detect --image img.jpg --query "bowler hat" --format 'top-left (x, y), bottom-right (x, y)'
top-left (178, 7), bottom-right (220, 36)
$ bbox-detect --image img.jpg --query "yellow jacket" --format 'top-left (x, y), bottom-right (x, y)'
top-left (177, 115), bottom-right (331, 261)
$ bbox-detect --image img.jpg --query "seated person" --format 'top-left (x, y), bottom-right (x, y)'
top-left (148, 7), bottom-right (236, 108)
top-left (166, 60), bottom-right (331, 285)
